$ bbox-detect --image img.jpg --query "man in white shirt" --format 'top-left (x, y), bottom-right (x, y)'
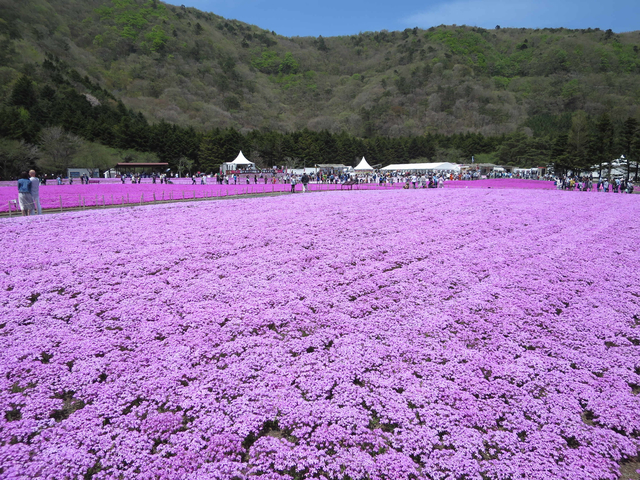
top-left (29, 170), bottom-right (42, 215)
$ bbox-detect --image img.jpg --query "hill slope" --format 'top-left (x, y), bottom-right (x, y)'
top-left (2, 0), bottom-right (640, 138)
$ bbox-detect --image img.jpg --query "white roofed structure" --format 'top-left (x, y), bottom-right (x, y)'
top-left (221, 151), bottom-right (256, 174)
top-left (354, 157), bottom-right (374, 171)
top-left (231, 151), bottom-right (254, 165)
top-left (381, 162), bottom-right (460, 172)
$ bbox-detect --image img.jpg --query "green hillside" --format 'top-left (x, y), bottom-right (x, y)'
top-left (1, 0), bottom-right (640, 177)
top-left (3, 0), bottom-right (640, 135)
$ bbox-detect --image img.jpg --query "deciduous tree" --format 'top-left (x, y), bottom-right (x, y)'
top-left (36, 126), bottom-right (82, 174)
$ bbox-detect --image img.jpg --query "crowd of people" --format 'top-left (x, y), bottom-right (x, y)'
top-left (555, 176), bottom-right (635, 193)
top-left (120, 173), bottom-right (174, 184)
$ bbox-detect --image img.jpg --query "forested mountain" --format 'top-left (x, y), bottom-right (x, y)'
top-left (1, 0), bottom-right (640, 177)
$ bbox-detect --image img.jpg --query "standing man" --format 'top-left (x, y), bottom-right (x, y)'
top-left (301, 172), bottom-right (309, 193)
top-left (29, 170), bottom-right (42, 215)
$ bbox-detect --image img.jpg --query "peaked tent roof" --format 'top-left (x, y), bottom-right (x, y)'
top-left (354, 157), bottom-right (374, 171)
top-left (227, 151), bottom-right (254, 165)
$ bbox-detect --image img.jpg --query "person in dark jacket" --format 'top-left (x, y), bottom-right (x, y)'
top-left (17, 171), bottom-right (34, 216)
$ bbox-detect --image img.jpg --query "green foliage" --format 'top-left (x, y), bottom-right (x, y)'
top-left (10, 76), bottom-right (37, 110)
top-left (72, 141), bottom-right (121, 170)
top-left (608, 39), bottom-right (640, 73)
top-left (561, 79), bottom-right (580, 99)
top-left (251, 50), bottom-right (282, 74)
top-left (95, 0), bottom-right (168, 41)
top-left (145, 25), bottom-right (169, 52)
top-left (497, 132), bottom-right (550, 166)
top-left (274, 73), bottom-right (303, 90)
top-left (316, 36), bottom-right (328, 52)
top-left (223, 95), bottom-right (241, 111)
top-left (472, 152), bottom-right (499, 164)
top-left (523, 114), bottom-right (573, 137)
top-left (279, 52), bottom-right (299, 75)
top-left (0, 139), bottom-right (39, 178)
top-left (588, 113), bottom-right (615, 174)
top-left (251, 50), bottom-right (298, 75)
top-left (424, 28), bottom-right (491, 58)
top-left (492, 76), bottom-right (510, 90)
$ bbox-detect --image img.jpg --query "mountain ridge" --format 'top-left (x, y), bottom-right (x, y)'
top-left (2, 0), bottom-right (640, 137)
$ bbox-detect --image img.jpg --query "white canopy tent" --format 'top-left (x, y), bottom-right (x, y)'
top-left (290, 167), bottom-right (319, 176)
top-left (221, 151), bottom-right (256, 174)
top-left (354, 157), bottom-right (374, 171)
top-left (432, 162), bottom-right (461, 172)
top-left (381, 162), bottom-right (461, 172)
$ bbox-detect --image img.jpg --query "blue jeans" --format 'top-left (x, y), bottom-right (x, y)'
top-left (30, 195), bottom-right (42, 215)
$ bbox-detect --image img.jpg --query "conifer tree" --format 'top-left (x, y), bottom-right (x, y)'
top-left (10, 76), bottom-right (37, 110)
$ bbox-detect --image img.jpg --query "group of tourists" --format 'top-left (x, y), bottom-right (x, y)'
top-left (16, 170), bottom-right (42, 216)
top-left (556, 176), bottom-right (635, 193)
top-left (109, 170), bottom-right (477, 186)
top-left (121, 173), bottom-right (173, 184)
top-left (402, 174), bottom-right (446, 188)
top-left (287, 173), bottom-right (310, 192)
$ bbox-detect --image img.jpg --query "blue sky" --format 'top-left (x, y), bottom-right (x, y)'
top-left (164, 0), bottom-right (640, 37)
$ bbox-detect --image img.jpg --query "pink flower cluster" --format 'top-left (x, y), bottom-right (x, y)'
top-left (0, 188), bottom-right (638, 480)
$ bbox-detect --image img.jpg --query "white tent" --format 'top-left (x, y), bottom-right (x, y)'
top-left (221, 151), bottom-right (256, 174)
top-left (290, 167), bottom-right (319, 175)
top-left (231, 151), bottom-right (254, 165)
top-left (434, 162), bottom-right (461, 172)
top-left (381, 162), bottom-right (460, 172)
top-left (354, 157), bottom-right (374, 171)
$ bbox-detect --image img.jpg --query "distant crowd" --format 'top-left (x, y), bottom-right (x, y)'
top-left (556, 176), bottom-right (634, 193)
top-left (13, 168), bottom-right (637, 216)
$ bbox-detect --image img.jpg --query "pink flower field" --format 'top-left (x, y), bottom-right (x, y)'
top-left (0, 182), bottom-right (369, 213)
top-left (0, 179), bottom-right (556, 214)
top-left (1, 189), bottom-right (639, 480)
